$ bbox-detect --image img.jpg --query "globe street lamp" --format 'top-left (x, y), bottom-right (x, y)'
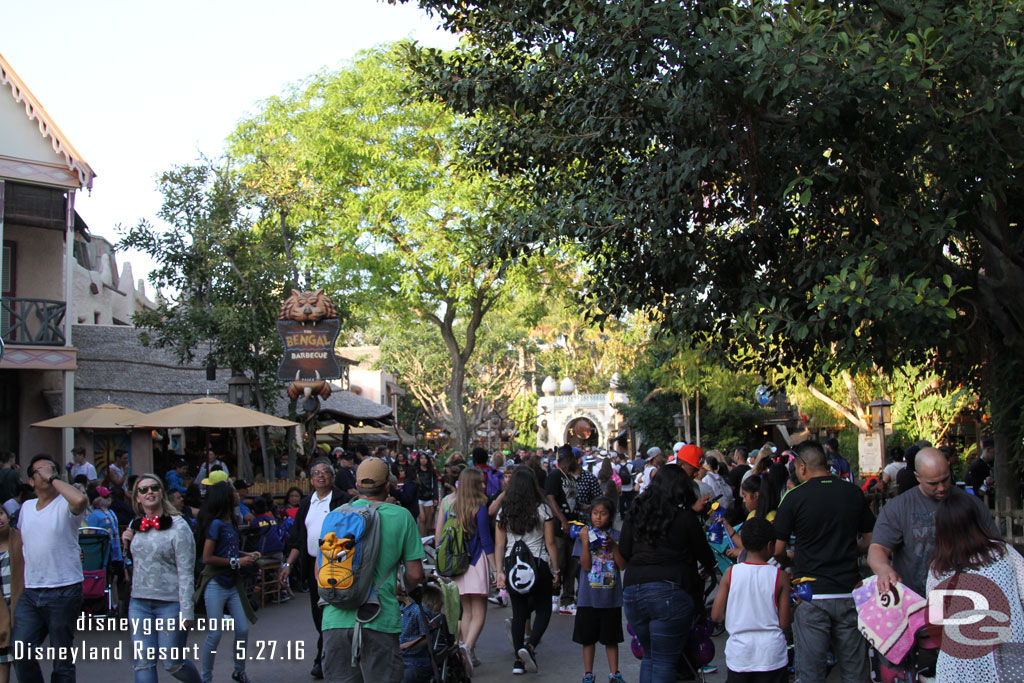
top-left (868, 397), bottom-right (893, 474)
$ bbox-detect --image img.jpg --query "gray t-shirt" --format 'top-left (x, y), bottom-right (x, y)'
top-left (872, 486), bottom-right (997, 596)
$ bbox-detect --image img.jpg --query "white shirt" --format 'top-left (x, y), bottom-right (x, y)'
top-left (71, 462), bottom-right (98, 481)
top-left (19, 495), bottom-right (85, 588)
top-left (724, 562), bottom-right (788, 672)
top-left (305, 490), bottom-right (334, 558)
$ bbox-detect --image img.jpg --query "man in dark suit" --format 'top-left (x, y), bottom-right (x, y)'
top-left (280, 457), bottom-right (350, 679)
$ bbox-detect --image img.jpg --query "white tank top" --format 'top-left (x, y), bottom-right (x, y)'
top-left (724, 562), bottom-right (789, 672)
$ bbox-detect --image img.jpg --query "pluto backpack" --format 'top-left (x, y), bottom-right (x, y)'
top-left (317, 500), bottom-right (385, 609)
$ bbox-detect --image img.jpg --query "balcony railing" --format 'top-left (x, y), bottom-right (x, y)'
top-left (1, 297), bottom-right (67, 345)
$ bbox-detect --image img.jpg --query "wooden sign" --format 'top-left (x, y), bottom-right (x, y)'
top-left (276, 289), bottom-right (342, 382)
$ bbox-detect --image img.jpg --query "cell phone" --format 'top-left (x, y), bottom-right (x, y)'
top-left (710, 494), bottom-right (723, 503)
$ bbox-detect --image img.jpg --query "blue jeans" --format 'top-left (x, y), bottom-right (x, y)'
top-left (11, 583), bottom-right (82, 683)
top-left (130, 598), bottom-right (202, 683)
top-left (623, 581), bottom-right (695, 683)
top-left (201, 581), bottom-right (250, 682)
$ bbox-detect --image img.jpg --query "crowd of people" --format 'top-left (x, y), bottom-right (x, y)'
top-left (0, 432), bottom-right (1019, 683)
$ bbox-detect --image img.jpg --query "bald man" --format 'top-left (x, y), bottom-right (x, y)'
top-left (868, 447), bottom-right (998, 598)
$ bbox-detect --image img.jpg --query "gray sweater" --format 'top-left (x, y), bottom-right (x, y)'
top-left (129, 515), bottom-right (196, 620)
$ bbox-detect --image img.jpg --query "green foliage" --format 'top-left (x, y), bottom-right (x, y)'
top-left (398, 0), bottom-right (1024, 476)
top-left (118, 161), bottom-right (293, 404)
top-left (507, 392), bottom-right (539, 450)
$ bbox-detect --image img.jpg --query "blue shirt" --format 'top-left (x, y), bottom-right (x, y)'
top-left (572, 528), bottom-right (622, 609)
top-left (165, 470), bottom-right (187, 495)
top-left (400, 602), bottom-right (432, 666)
top-left (87, 508), bottom-right (123, 562)
top-left (207, 518), bottom-right (240, 587)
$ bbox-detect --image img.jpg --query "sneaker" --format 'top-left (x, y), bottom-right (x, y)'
top-left (518, 644), bottom-right (538, 673)
top-left (699, 664), bottom-right (718, 674)
top-left (504, 617), bottom-right (514, 649)
top-left (609, 674), bottom-right (625, 683)
top-left (559, 603), bottom-right (577, 616)
top-left (460, 643), bottom-right (474, 678)
top-left (470, 647), bottom-right (481, 667)
top-left (513, 659), bottom-right (526, 675)
top-left (231, 672), bottom-right (252, 683)
top-left (584, 674), bottom-right (596, 683)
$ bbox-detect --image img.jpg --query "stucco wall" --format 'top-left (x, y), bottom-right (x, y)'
top-left (0, 87), bottom-right (67, 166)
top-left (4, 223), bottom-right (64, 301)
top-left (16, 369), bottom-right (63, 469)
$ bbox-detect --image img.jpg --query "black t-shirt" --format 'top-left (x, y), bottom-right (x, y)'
top-left (895, 467), bottom-right (917, 495)
top-left (964, 458), bottom-right (991, 492)
top-left (773, 475), bottom-right (875, 593)
top-left (620, 506), bottom-right (716, 603)
top-left (544, 468), bottom-right (577, 535)
top-left (335, 465), bottom-right (356, 493)
top-left (727, 464), bottom-right (750, 493)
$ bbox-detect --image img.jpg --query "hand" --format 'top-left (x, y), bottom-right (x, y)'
top-left (495, 571), bottom-right (506, 590)
top-left (875, 565), bottom-right (901, 597)
top-left (561, 520), bottom-right (570, 536)
top-left (121, 529), bottom-right (135, 545)
top-left (724, 548), bottom-right (740, 560)
top-left (182, 619), bottom-right (196, 630)
top-left (693, 495), bottom-right (712, 513)
top-left (240, 555), bottom-right (256, 568)
top-left (553, 574), bottom-right (561, 590)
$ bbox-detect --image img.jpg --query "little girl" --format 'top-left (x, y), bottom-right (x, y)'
top-left (711, 516), bottom-right (791, 682)
top-left (196, 480), bottom-right (260, 683)
top-left (572, 496), bottom-right (626, 683)
top-left (0, 507), bottom-right (21, 683)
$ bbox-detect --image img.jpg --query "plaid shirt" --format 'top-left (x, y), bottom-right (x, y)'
top-left (0, 550), bottom-right (10, 603)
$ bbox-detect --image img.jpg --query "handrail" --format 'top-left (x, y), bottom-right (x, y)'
top-left (0, 297), bottom-right (67, 345)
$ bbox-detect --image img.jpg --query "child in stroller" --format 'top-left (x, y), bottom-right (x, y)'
top-left (402, 582), bottom-right (470, 683)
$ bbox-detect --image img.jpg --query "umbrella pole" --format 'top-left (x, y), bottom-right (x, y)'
top-left (343, 423), bottom-right (350, 451)
top-left (235, 427), bottom-right (254, 482)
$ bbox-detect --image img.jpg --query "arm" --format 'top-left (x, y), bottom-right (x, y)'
top-left (545, 494), bottom-right (569, 535)
top-left (434, 496), bottom-right (447, 541)
top-left (403, 559), bottom-right (424, 588)
top-left (174, 521), bottom-right (196, 623)
top-left (777, 570), bottom-right (793, 630)
top-left (607, 533), bottom-right (626, 571)
top-left (580, 533), bottom-right (592, 572)
top-left (710, 566), bottom-right (732, 623)
top-left (53, 477), bottom-right (89, 515)
top-left (494, 526), bottom-right (507, 590)
top-left (858, 531), bottom-right (873, 555)
top-left (867, 543), bottom-right (900, 595)
top-left (773, 540), bottom-right (791, 568)
top-left (488, 490), bottom-right (505, 517)
top-left (544, 518), bottom-right (560, 589)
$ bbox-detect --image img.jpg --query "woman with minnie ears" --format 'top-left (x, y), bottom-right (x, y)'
top-left (121, 474), bottom-right (201, 683)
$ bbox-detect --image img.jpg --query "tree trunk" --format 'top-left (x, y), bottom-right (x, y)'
top-left (449, 352), bottom-right (471, 454)
top-left (253, 383), bottom-right (274, 482)
top-left (286, 426), bottom-right (297, 479)
top-left (695, 390), bottom-right (702, 448)
top-left (235, 427), bottom-right (254, 481)
top-left (682, 397), bottom-right (692, 444)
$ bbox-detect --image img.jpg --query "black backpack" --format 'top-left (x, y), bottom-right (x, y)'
top-left (503, 539), bottom-right (538, 595)
top-left (618, 464), bottom-right (633, 487)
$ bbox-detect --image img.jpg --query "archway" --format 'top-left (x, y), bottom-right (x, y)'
top-left (565, 416), bottom-right (599, 448)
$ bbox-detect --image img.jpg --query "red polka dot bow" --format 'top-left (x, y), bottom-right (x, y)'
top-left (139, 515), bottom-right (162, 532)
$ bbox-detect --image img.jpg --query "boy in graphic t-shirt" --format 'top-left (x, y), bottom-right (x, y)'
top-left (572, 496), bottom-right (626, 683)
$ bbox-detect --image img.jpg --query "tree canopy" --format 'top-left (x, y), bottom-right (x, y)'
top-left (400, 0), bottom-right (1024, 495)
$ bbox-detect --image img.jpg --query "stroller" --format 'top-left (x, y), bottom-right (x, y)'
top-left (79, 526), bottom-right (115, 615)
top-left (409, 582), bottom-right (470, 683)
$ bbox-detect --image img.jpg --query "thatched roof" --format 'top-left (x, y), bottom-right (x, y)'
top-left (73, 325), bottom-right (287, 414)
top-left (319, 384), bottom-right (394, 425)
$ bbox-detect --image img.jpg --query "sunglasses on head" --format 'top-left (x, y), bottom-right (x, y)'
top-left (137, 484), bottom-right (161, 494)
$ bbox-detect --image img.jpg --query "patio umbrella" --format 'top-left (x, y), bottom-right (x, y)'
top-left (32, 403), bottom-right (148, 429)
top-left (318, 423), bottom-right (388, 436)
top-left (124, 397), bottom-right (297, 429)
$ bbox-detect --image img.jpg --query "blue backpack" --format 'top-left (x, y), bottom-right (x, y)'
top-left (255, 514), bottom-right (287, 554)
top-left (317, 500), bottom-right (385, 610)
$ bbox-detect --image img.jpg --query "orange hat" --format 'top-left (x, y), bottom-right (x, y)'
top-left (670, 444), bottom-right (707, 471)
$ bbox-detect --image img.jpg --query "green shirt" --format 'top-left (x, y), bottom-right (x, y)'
top-left (321, 499), bottom-right (425, 634)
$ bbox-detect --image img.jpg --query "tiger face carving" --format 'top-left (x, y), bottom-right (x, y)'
top-left (279, 289), bottom-right (337, 322)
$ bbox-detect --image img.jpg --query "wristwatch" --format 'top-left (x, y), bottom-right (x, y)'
top-left (282, 562), bottom-right (291, 568)
top-left (48, 473), bottom-right (59, 484)
top-left (230, 557), bottom-right (241, 570)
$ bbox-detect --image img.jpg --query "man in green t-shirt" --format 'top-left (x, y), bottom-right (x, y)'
top-left (321, 457), bottom-right (425, 682)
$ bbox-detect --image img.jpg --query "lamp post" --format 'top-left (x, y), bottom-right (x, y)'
top-left (868, 397), bottom-right (893, 474)
top-left (673, 412), bottom-right (685, 442)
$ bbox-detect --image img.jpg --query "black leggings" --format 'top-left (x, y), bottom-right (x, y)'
top-left (509, 563), bottom-right (554, 652)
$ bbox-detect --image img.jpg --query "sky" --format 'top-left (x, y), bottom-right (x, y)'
top-left (1, 0), bottom-right (458, 289)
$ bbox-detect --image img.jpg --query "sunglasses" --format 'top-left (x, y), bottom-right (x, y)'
top-left (137, 484), bottom-right (161, 494)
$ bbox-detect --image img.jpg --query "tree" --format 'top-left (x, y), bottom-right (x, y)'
top-left (230, 44), bottom-right (538, 454)
top-left (119, 161), bottom-right (296, 480)
top-left (400, 0), bottom-right (1024, 504)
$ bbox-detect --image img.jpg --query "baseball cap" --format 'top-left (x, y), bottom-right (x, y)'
top-left (646, 446), bottom-right (662, 459)
top-left (95, 486), bottom-right (112, 497)
top-left (71, 446), bottom-right (86, 455)
top-left (670, 444), bottom-right (708, 471)
top-left (201, 470), bottom-right (230, 486)
top-left (356, 457), bottom-right (389, 488)
top-left (233, 479), bottom-right (251, 491)
top-left (672, 441), bottom-right (685, 454)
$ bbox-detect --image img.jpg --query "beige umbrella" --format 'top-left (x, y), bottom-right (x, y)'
top-left (318, 423), bottom-right (388, 436)
top-left (124, 397), bottom-right (296, 428)
top-left (32, 403), bottom-right (148, 429)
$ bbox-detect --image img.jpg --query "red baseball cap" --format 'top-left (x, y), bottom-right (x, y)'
top-left (669, 444), bottom-right (708, 471)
